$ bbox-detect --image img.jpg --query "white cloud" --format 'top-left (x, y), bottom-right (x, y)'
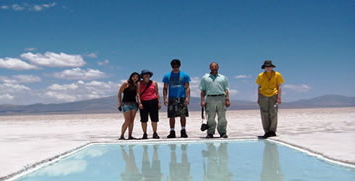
top-left (44, 81), bottom-right (120, 102)
top-left (0, 57), bottom-right (39, 70)
top-left (0, 75), bottom-right (41, 84)
top-left (45, 91), bottom-right (77, 102)
top-left (0, 83), bottom-right (36, 104)
top-left (97, 60), bottom-right (109, 66)
top-left (48, 83), bottom-right (78, 91)
top-left (24, 47), bottom-right (37, 51)
top-left (1, 83), bottom-right (31, 91)
top-left (1, 3), bottom-right (56, 12)
top-left (85, 53), bottom-right (97, 58)
top-left (12, 4), bottom-right (25, 11)
top-left (234, 75), bottom-right (249, 79)
top-left (0, 93), bottom-right (14, 101)
top-left (283, 84), bottom-right (311, 92)
top-left (21, 52), bottom-right (86, 67)
top-left (228, 89), bottom-right (239, 95)
top-left (52, 68), bottom-right (106, 80)
top-left (1, 5), bottom-right (9, 10)
top-left (34, 160), bottom-right (86, 176)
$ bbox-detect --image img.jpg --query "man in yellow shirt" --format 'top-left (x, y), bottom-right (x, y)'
top-left (256, 60), bottom-right (284, 138)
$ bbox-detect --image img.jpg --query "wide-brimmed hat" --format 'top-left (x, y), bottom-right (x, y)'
top-left (140, 69), bottom-right (153, 77)
top-left (261, 60), bottom-right (276, 69)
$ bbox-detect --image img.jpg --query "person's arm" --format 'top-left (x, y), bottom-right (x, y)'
top-left (136, 82), bottom-right (143, 109)
top-left (163, 82), bottom-right (168, 106)
top-left (277, 84), bottom-right (282, 104)
top-left (257, 86), bottom-right (261, 104)
top-left (118, 82), bottom-right (127, 107)
top-left (224, 89), bottom-right (230, 107)
top-left (200, 90), bottom-right (206, 107)
top-left (154, 81), bottom-right (161, 109)
top-left (185, 82), bottom-right (190, 105)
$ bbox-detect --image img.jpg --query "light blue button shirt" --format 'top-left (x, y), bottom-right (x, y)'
top-left (199, 73), bottom-right (229, 95)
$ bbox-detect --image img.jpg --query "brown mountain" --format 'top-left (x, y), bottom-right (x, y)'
top-left (0, 95), bottom-right (354, 115)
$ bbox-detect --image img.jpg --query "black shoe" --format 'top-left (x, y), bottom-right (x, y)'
top-left (261, 132), bottom-right (270, 139)
top-left (142, 133), bottom-right (148, 139)
top-left (128, 136), bottom-right (136, 140)
top-left (269, 131), bottom-right (277, 137)
top-left (220, 133), bottom-right (228, 138)
top-left (153, 132), bottom-right (160, 139)
top-left (181, 129), bottom-right (188, 138)
top-left (167, 130), bottom-right (176, 138)
top-left (119, 136), bottom-right (125, 140)
top-left (206, 134), bottom-right (214, 138)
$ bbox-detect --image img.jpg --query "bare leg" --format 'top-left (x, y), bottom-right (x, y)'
top-left (127, 110), bottom-right (137, 137)
top-left (169, 117), bottom-right (175, 129)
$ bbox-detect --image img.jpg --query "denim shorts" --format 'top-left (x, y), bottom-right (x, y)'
top-left (122, 102), bottom-right (138, 112)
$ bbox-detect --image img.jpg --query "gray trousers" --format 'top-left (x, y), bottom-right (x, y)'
top-left (206, 96), bottom-right (227, 135)
top-left (259, 94), bottom-right (278, 133)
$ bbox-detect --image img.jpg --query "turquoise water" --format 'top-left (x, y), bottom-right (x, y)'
top-left (14, 140), bottom-right (354, 181)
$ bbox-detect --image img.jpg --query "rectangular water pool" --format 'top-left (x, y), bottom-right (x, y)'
top-left (11, 140), bottom-right (355, 181)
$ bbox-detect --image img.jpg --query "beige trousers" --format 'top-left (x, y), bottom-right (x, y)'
top-left (206, 95), bottom-right (227, 135)
top-left (259, 94), bottom-right (278, 133)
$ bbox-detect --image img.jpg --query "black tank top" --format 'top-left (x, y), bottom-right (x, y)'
top-left (122, 84), bottom-right (137, 103)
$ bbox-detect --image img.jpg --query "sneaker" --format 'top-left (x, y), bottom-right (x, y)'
top-left (119, 136), bottom-right (125, 140)
top-left (220, 133), bottom-right (228, 138)
top-left (167, 130), bottom-right (176, 138)
top-left (153, 132), bottom-right (160, 139)
top-left (128, 136), bottom-right (136, 140)
top-left (206, 134), bottom-right (214, 138)
top-left (181, 129), bottom-right (188, 138)
top-left (142, 133), bottom-right (148, 139)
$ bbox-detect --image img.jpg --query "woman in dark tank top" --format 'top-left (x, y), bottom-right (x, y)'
top-left (118, 72), bottom-right (140, 140)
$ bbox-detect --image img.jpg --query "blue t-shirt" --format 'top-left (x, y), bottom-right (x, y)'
top-left (162, 71), bottom-right (191, 98)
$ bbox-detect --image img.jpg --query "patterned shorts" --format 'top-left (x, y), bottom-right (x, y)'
top-left (167, 97), bottom-right (189, 118)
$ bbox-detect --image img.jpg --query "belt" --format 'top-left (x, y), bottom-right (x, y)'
top-left (207, 94), bottom-right (224, 97)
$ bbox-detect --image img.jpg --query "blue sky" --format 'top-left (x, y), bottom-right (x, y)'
top-left (0, 0), bottom-right (354, 105)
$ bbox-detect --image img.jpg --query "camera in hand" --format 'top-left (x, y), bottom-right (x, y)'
top-left (200, 123), bottom-right (209, 131)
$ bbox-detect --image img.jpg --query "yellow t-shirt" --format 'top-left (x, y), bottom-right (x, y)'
top-left (256, 71), bottom-right (284, 97)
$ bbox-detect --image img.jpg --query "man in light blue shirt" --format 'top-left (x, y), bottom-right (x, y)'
top-left (200, 62), bottom-right (230, 138)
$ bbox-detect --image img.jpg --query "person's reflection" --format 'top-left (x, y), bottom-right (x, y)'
top-left (120, 145), bottom-right (142, 181)
top-left (202, 142), bottom-right (232, 181)
top-left (142, 145), bottom-right (163, 181)
top-left (168, 144), bottom-right (192, 181)
top-left (260, 141), bottom-right (284, 181)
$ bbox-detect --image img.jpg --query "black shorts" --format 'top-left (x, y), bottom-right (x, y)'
top-left (140, 98), bottom-right (159, 122)
top-left (167, 97), bottom-right (189, 118)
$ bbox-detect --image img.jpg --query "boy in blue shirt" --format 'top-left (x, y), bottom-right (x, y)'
top-left (163, 59), bottom-right (191, 138)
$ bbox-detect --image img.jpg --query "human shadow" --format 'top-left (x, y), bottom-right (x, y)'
top-left (260, 141), bottom-right (284, 181)
top-left (202, 142), bottom-right (233, 181)
top-left (167, 144), bottom-right (192, 181)
top-left (120, 145), bottom-right (142, 181)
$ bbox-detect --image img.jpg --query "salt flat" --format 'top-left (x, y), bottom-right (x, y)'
top-left (0, 107), bottom-right (354, 180)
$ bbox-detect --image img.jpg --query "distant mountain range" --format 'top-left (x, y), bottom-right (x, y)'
top-left (0, 95), bottom-right (354, 115)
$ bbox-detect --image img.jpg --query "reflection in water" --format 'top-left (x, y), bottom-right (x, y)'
top-left (120, 145), bottom-right (141, 181)
top-left (142, 145), bottom-right (163, 181)
top-left (15, 141), bottom-right (355, 181)
top-left (202, 142), bottom-right (233, 181)
top-left (261, 141), bottom-right (284, 181)
top-left (168, 144), bottom-right (192, 181)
